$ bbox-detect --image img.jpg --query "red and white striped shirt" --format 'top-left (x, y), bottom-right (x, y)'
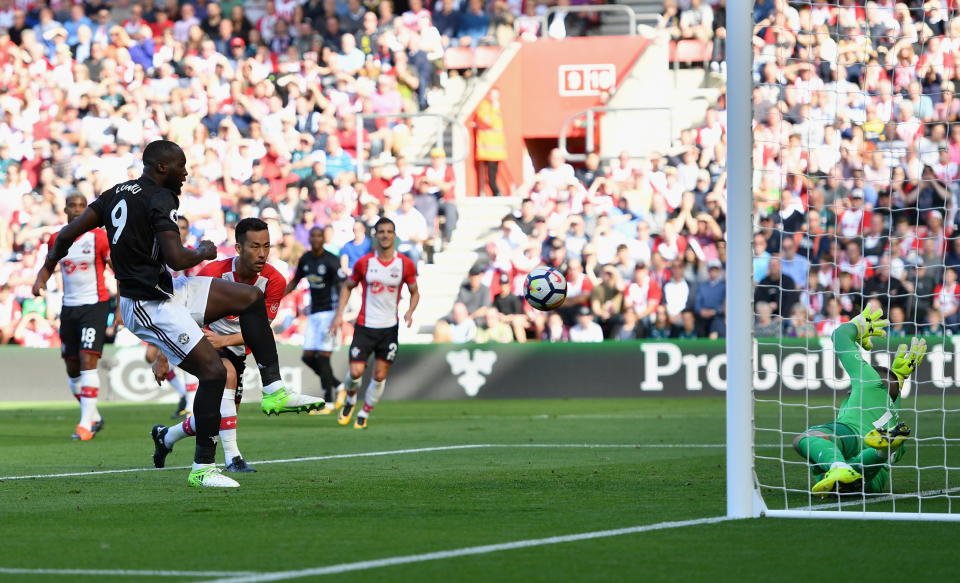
top-left (351, 253), bottom-right (417, 328)
top-left (50, 228), bottom-right (110, 307)
top-left (198, 257), bottom-right (286, 356)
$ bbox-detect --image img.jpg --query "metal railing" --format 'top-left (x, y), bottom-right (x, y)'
top-left (557, 92), bottom-right (717, 162)
top-left (514, 4), bottom-right (638, 38)
top-left (355, 112), bottom-right (469, 177)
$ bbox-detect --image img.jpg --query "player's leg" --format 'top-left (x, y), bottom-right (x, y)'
top-left (849, 441), bottom-right (906, 491)
top-left (78, 350), bottom-right (102, 435)
top-left (355, 328), bottom-right (398, 429)
top-left (63, 355), bottom-right (81, 402)
top-left (338, 326), bottom-right (374, 425)
top-left (125, 296), bottom-right (236, 487)
top-left (220, 351), bottom-right (255, 473)
top-left (72, 302), bottom-right (110, 440)
top-left (794, 423), bottom-right (863, 495)
top-left (303, 310), bottom-right (339, 415)
top-left (202, 278), bottom-right (324, 414)
top-left (355, 358), bottom-right (392, 429)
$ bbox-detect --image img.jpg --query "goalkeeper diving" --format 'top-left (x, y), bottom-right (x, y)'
top-left (793, 306), bottom-right (927, 496)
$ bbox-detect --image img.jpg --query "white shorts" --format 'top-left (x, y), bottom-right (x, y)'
top-left (119, 276), bottom-right (213, 367)
top-left (303, 309), bottom-right (338, 352)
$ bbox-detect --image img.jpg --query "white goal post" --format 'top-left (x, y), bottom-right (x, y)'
top-left (725, 0), bottom-right (960, 521)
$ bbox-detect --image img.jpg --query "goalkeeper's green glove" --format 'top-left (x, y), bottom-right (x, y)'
top-left (864, 422), bottom-right (911, 457)
top-left (849, 306), bottom-right (889, 350)
top-left (891, 337), bottom-right (927, 382)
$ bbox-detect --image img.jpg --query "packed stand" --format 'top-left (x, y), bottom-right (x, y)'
top-left (433, 140), bottom-right (731, 343)
top-left (747, 0), bottom-right (960, 340)
top-left (0, 0), bottom-right (579, 347)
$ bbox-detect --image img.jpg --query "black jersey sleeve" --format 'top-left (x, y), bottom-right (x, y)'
top-left (149, 190), bottom-right (181, 234)
top-left (291, 254), bottom-right (307, 286)
top-left (86, 189), bottom-right (111, 226)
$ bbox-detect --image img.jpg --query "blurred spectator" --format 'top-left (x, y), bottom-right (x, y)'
top-left (391, 192), bottom-right (429, 265)
top-left (695, 259), bottom-right (725, 338)
top-left (754, 301), bottom-right (782, 337)
top-left (590, 265), bottom-right (625, 338)
top-left (446, 302), bottom-right (477, 344)
top-left (477, 308), bottom-right (514, 343)
top-left (568, 304), bottom-right (603, 342)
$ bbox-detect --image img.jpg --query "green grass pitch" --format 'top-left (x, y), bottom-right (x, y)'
top-left (0, 397), bottom-right (958, 582)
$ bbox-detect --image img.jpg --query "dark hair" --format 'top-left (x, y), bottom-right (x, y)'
top-left (873, 365), bottom-right (902, 400)
top-left (142, 139), bottom-right (183, 169)
top-left (374, 217), bottom-right (395, 231)
top-left (65, 192), bottom-right (86, 205)
top-left (236, 217), bottom-right (269, 244)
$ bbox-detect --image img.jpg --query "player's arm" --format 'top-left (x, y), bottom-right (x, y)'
top-left (33, 208), bottom-right (101, 296)
top-left (404, 281), bottom-right (420, 328)
top-left (284, 258), bottom-right (305, 295)
top-left (831, 319), bottom-right (882, 385)
top-left (329, 278), bottom-right (359, 335)
top-left (157, 231), bottom-right (216, 271)
top-left (203, 330), bottom-right (245, 349)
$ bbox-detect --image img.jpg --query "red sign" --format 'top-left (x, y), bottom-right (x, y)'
top-left (558, 64), bottom-right (617, 97)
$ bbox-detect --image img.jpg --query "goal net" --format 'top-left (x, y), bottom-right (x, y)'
top-left (729, 0), bottom-right (960, 519)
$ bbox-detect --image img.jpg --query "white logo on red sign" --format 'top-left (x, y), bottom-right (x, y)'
top-left (558, 64), bottom-right (616, 97)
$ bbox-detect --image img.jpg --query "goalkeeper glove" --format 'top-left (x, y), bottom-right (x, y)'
top-left (864, 422), bottom-right (911, 457)
top-left (849, 306), bottom-right (889, 350)
top-left (891, 337), bottom-right (927, 382)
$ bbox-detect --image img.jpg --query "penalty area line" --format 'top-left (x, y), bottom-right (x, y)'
top-left (0, 568), bottom-right (259, 577)
top-left (0, 443), bottom-right (709, 481)
top-left (194, 516), bottom-right (733, 583)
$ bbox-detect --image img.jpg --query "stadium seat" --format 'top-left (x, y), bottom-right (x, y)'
top-left (474, 46), bottom-right (502, 70)
top-left (443, 47), bottom-right (475, 71)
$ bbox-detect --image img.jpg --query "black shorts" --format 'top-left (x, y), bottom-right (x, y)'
top-left (349, 325), bottom-right (399, 363)
top-left (218, 349), bottom-right (247, 400)
top-left (60, 301), bottom-right (111, 359)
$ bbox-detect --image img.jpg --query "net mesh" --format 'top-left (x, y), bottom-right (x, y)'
top-left (749, 0), bottom-right (960, 515)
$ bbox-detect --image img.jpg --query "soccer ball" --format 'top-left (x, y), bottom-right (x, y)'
top-left (524, 266), bottom-right (567, 311)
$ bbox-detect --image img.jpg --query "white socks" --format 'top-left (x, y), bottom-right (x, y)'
top-left (163, 391), bottom-right (244, 464)
top-left (79, 369), bottom-right (101, 429)
top-left (358, 379), bottom-right (386, 419)
top-left (165, 416), bottom-right (195, 449)
top-left (262, 380), bottom-right (284, 395)
top-left (830, 461), bottom-right (853, 471)
top-left (220, 389), bottom-right (240, 463)
top-left (68, 375), bottom-right (81, 401)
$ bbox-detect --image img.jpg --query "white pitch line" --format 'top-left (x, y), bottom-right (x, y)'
top-left (0, 443), bottom-right (710, 481)
top-left (0, 568), bottom-right (258, 577)
top-left (194, 516), bottom-right (733, 583)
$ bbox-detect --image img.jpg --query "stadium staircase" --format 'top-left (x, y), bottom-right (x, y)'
top-left (597, 0), bottom-right (662, 36)
top-left (399, 196), bottom-right (519, 343)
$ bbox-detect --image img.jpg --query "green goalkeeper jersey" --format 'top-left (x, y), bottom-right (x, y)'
top-left (831, 322), bottom-right (901, 437)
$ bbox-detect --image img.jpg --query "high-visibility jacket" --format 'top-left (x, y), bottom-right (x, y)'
top-left (475, 98), bottom-right (507, 162)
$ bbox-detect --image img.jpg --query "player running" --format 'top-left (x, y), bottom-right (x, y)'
top-left (151, 218), bottom-right (284, 473)
top-left (35, 193), bottom-right (111, 441)
top-left (285, 226), bottom-right (342, 415)
top-left (793, 307), bottom-right (926, 496)
top-left (330, 217), bottom-right (419, 429)
top-left (35, 140), bottom-right (324, 488)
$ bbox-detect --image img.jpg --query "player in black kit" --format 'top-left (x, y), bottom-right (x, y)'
top-left (34, 140), bottom-right (324, 488)
top-left (285, 226), bottom-right (343, 414)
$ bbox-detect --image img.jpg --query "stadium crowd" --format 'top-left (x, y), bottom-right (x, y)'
top-left (0, 0), bottom-right (606, 349)
top-left (438, 0), bottom-right (960, 344)
top-left (433, 143), bottom-right (731, 343)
